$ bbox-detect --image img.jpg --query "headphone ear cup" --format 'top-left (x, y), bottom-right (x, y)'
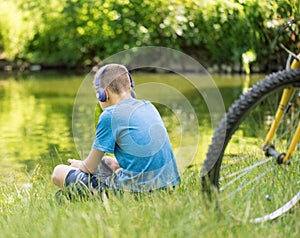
top-left (128, 72), bottom-right (136, 98)
top-left (131, 89), bottom-right (136, 99)
top-left (128, 73), bottom-right (135, 87)
top-left (96, 88), bottom-right (107, 102)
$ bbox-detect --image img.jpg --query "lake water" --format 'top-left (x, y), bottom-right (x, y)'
top-left (0, 71), bottom-right (264, 184)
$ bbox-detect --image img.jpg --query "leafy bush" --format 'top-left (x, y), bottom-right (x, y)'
top-left (0, 0), bottom-right (299, 71)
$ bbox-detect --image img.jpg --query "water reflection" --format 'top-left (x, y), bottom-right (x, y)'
top-left (0, 74), bottom-right (81, 183)
top-left (0, 72), bottom-right (250, 184)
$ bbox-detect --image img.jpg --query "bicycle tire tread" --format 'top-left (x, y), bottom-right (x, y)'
top-left (202, 69), bottom-right (300, 188)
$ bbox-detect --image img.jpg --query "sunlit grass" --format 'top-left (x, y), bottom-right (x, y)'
top-left (219, 147), bottom-right (299, 216)
top-left (0, 72), bottom-right (299, 237)
top-left (0, 169), bottom-right (299, 238)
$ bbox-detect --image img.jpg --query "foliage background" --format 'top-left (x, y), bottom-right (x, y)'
top-left (0, 0), bottom-right (299, 72)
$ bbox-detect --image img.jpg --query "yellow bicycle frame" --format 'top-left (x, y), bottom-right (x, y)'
top-left (264, 53), bottom-right (300, 163)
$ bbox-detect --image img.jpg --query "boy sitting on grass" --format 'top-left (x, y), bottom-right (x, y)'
top-left (51, 64), bottom-right (180, 197)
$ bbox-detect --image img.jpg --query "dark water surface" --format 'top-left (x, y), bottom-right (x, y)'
top-left (0, 71), bottom-right (263, 184)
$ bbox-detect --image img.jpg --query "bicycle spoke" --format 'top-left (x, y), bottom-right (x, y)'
top-left (220, 168), bottom-right (273, 201)
top-left (220, 157), bottom-right (272, 182)
top-left (203, 70), bottom-right (300, 222)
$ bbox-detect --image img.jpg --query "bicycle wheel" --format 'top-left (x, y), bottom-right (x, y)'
top-left (202, 70), bottom-right (300, 222)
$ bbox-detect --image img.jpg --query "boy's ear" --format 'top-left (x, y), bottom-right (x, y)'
top-left (104, 88), bottom-right (109, 101)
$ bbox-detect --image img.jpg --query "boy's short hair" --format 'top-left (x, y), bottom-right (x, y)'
top-left (95, 64), bottom-right (131, 94)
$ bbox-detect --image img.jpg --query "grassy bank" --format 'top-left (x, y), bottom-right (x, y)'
top-left (0, 170), bottom-right (298, 238)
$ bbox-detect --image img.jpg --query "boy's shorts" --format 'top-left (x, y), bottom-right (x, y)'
top-left (65, 159), bottom-right (115, 192)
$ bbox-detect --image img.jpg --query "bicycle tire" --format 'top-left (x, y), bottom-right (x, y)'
top-left (202, 69), bottom-right (300, 222)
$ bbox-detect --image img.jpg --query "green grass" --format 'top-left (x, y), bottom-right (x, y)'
top-left (0, 170), bottom-right (299, 238)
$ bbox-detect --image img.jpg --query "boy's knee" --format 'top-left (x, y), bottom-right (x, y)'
top-left (51, 164), bottom-right (71, 188)
top-left (51, 165), bottom-right (61, 185)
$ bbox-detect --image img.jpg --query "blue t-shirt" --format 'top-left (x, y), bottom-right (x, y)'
top-left (93, 98), bottom-right (180, 191)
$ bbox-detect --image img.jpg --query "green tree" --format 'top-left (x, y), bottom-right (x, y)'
top-left (0, 0), bottom-right (298, 71)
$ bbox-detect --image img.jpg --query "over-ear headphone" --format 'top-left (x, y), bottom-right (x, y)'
top-left (94, 64), bottom-right (136, 102)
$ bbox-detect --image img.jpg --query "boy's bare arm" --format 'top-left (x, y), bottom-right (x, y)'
top-left (68, 148), bottom-right (104, 174)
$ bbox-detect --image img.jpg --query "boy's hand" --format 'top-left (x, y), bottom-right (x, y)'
top-left (102, 156), bottom-right (120, 171)
top-left (67, 158), bottom-right (82, 169)
top-left (67, 158), bottom-right (93, 174)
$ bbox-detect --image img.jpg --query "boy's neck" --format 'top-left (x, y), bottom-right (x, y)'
top-left (106, 90), bottom-right (132, 106)
top-left (110, 92), bottom-right (131, 105)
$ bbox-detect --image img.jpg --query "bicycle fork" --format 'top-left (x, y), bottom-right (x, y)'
top-left (263, 55), bottom-right (300, 164)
